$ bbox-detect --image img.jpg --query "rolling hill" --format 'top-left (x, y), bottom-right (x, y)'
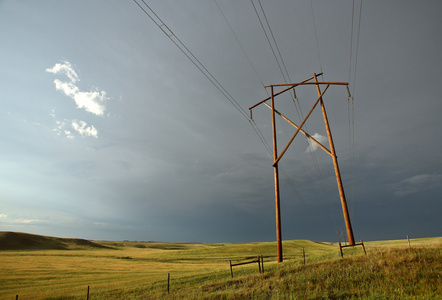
top-left (0, 231), bottom-right (112, 250)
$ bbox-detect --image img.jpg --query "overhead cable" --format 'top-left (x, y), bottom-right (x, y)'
top-left (250, 0), bottom-right (335, 226)
top-left (135, 0), bottom-right (330, 231)
top-left (214, 0), bottom-right (268, 95)
top-left (250, 0), bottom-right (305, 133)
top-left (348, 0), bottom-right (362, 218)
top-left (216, 1), bottom-right (327, 230)
top-left (310, 0), bottom-right (323, 74)
top-left (352, 0), bottom-right (362, 98)
top-left (134, 0), bottom-right (250, 121)
top-left (250, 0), bottom-right (289, 84)
top-left (348, 0), bottom-right (355, 84)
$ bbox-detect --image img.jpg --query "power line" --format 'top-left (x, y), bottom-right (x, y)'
top-left (257, 0), bottom-right (292, 83)
top-left (255, 0), bottom-right (309, 134)
top-left (250, 0), bottom-right (306, 140)
top-left (134, 0), bottom-right (250, 121)
top-left (347, 0), bottom-right (355, 219)
top-left (214, 0), bottom-right (268, 95)
top-left (135, 0), bottom-right (339, 232)
top-left (348, 0), bottom-right (363, 97)
top-left (348, 0), bottom-right (362, 219)
top-left (215, 1), bottom-right (328, 230)
top-left (352, 0), bottom-right (363, 98)
top-left (250, 0), bottom-right (336, 229)
top-left (310, 0), bottom-right (323, 74)
top-left (251, 0), bottom-right (289, 84)
top-left (252, 0), bottom-right (331, 229)
top-left (251, 0), bottom-right (321, 140)
top-left (348, 92), bottom-right (355, 219)
top-left (290, 1), bottom-right (340, 228)
top-left (348, 0), bottom-right (355, 84)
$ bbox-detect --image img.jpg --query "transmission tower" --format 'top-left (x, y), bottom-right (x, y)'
top-left (249, 73), bottom-right (361, 262)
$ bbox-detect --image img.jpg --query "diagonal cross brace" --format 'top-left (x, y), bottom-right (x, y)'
top-left (272, 84), bottom-right (330, 166)
top-left (262, 102), bottom-right (332, 156)
top-left (248, 73), bottom-right (351, 263)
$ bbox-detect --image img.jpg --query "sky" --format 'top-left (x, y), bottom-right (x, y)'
top-left (1, 0), bottom-right (441, 244)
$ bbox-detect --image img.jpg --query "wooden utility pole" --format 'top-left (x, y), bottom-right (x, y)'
top-left (249, 73), bottom-right (357, 261)
top-left (270, 86), bottom-right (283, 263)
top-left (314, 73), bottom-right (355, 245)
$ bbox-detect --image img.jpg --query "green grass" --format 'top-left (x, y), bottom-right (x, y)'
top-left (194, 246), bottom-right (441, 299)
top-left (0, 233), bottom-right (440, 299)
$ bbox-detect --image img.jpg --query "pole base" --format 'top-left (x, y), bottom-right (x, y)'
top-left (339, 239), bottom-right (367, 258)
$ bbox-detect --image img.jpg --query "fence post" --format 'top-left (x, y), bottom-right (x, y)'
top-left (87, 285), bottom-right (90, 300)
top-left (257, 256), bottom-right (261, 273)
top-left (339, 242), bottom-right (343, 258)
top-left (16, 295), bottom-right (18, 300)
top-left (229, 261), bottom-right (233, 278)
top-left (167, 273), bottom-right (170, 293)
top-left (302, 248), bottom-right (306, 265)
top-left (261, 255), bottom-right (264, 273)
top-left (407, 235), bottom-right (411, 248)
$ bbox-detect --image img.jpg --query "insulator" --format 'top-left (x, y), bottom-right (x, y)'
top-left (346, 85), bottom-right (352, 98)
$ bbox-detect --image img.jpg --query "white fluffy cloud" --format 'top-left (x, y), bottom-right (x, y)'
top-left (46, 61), bottom-right (111, 139)
top-left (71, 120), bottom-right (98, 138)
top-left (73, 90), bottom-right (107, 116)
top-left (50, 111), bottom-right (96, 139)
top-left (46, 61), bottom-right (79, 83)
top-left (47, 61), bottom-right (107, 116)
top-left (306, 133), bottom-right (328, 153)
top-left (52, 118), bottom-right (74, 139)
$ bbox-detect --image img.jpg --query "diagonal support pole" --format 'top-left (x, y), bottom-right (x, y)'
top-left (249, 73), bottom-right (353, 262)
top-left (313, 74), bottom-right (355, 245)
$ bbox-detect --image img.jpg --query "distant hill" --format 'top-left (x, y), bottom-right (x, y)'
top-left (0, 232), bottom-right (112, 250)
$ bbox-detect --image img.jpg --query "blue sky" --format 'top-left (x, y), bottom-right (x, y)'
top-left (1, 0), bottom-right (441, 243)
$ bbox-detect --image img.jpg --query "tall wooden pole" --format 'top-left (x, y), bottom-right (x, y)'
top-left (314, 74), bottom-right (355, 245)
top-left (271, 86), bottom-right (283, 262)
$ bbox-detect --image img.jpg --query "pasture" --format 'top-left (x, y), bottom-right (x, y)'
top-left (0, 232), bottom-right (440, 299)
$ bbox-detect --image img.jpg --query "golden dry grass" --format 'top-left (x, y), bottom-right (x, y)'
top-left (0, 233), bottom-right (440, 299)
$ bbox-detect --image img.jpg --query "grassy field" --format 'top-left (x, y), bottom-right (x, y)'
top-left (0, 232), bottom-right (440, 299)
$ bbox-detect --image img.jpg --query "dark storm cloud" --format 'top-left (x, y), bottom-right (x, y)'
top-left (0, 0), bottom-right (440, 242)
